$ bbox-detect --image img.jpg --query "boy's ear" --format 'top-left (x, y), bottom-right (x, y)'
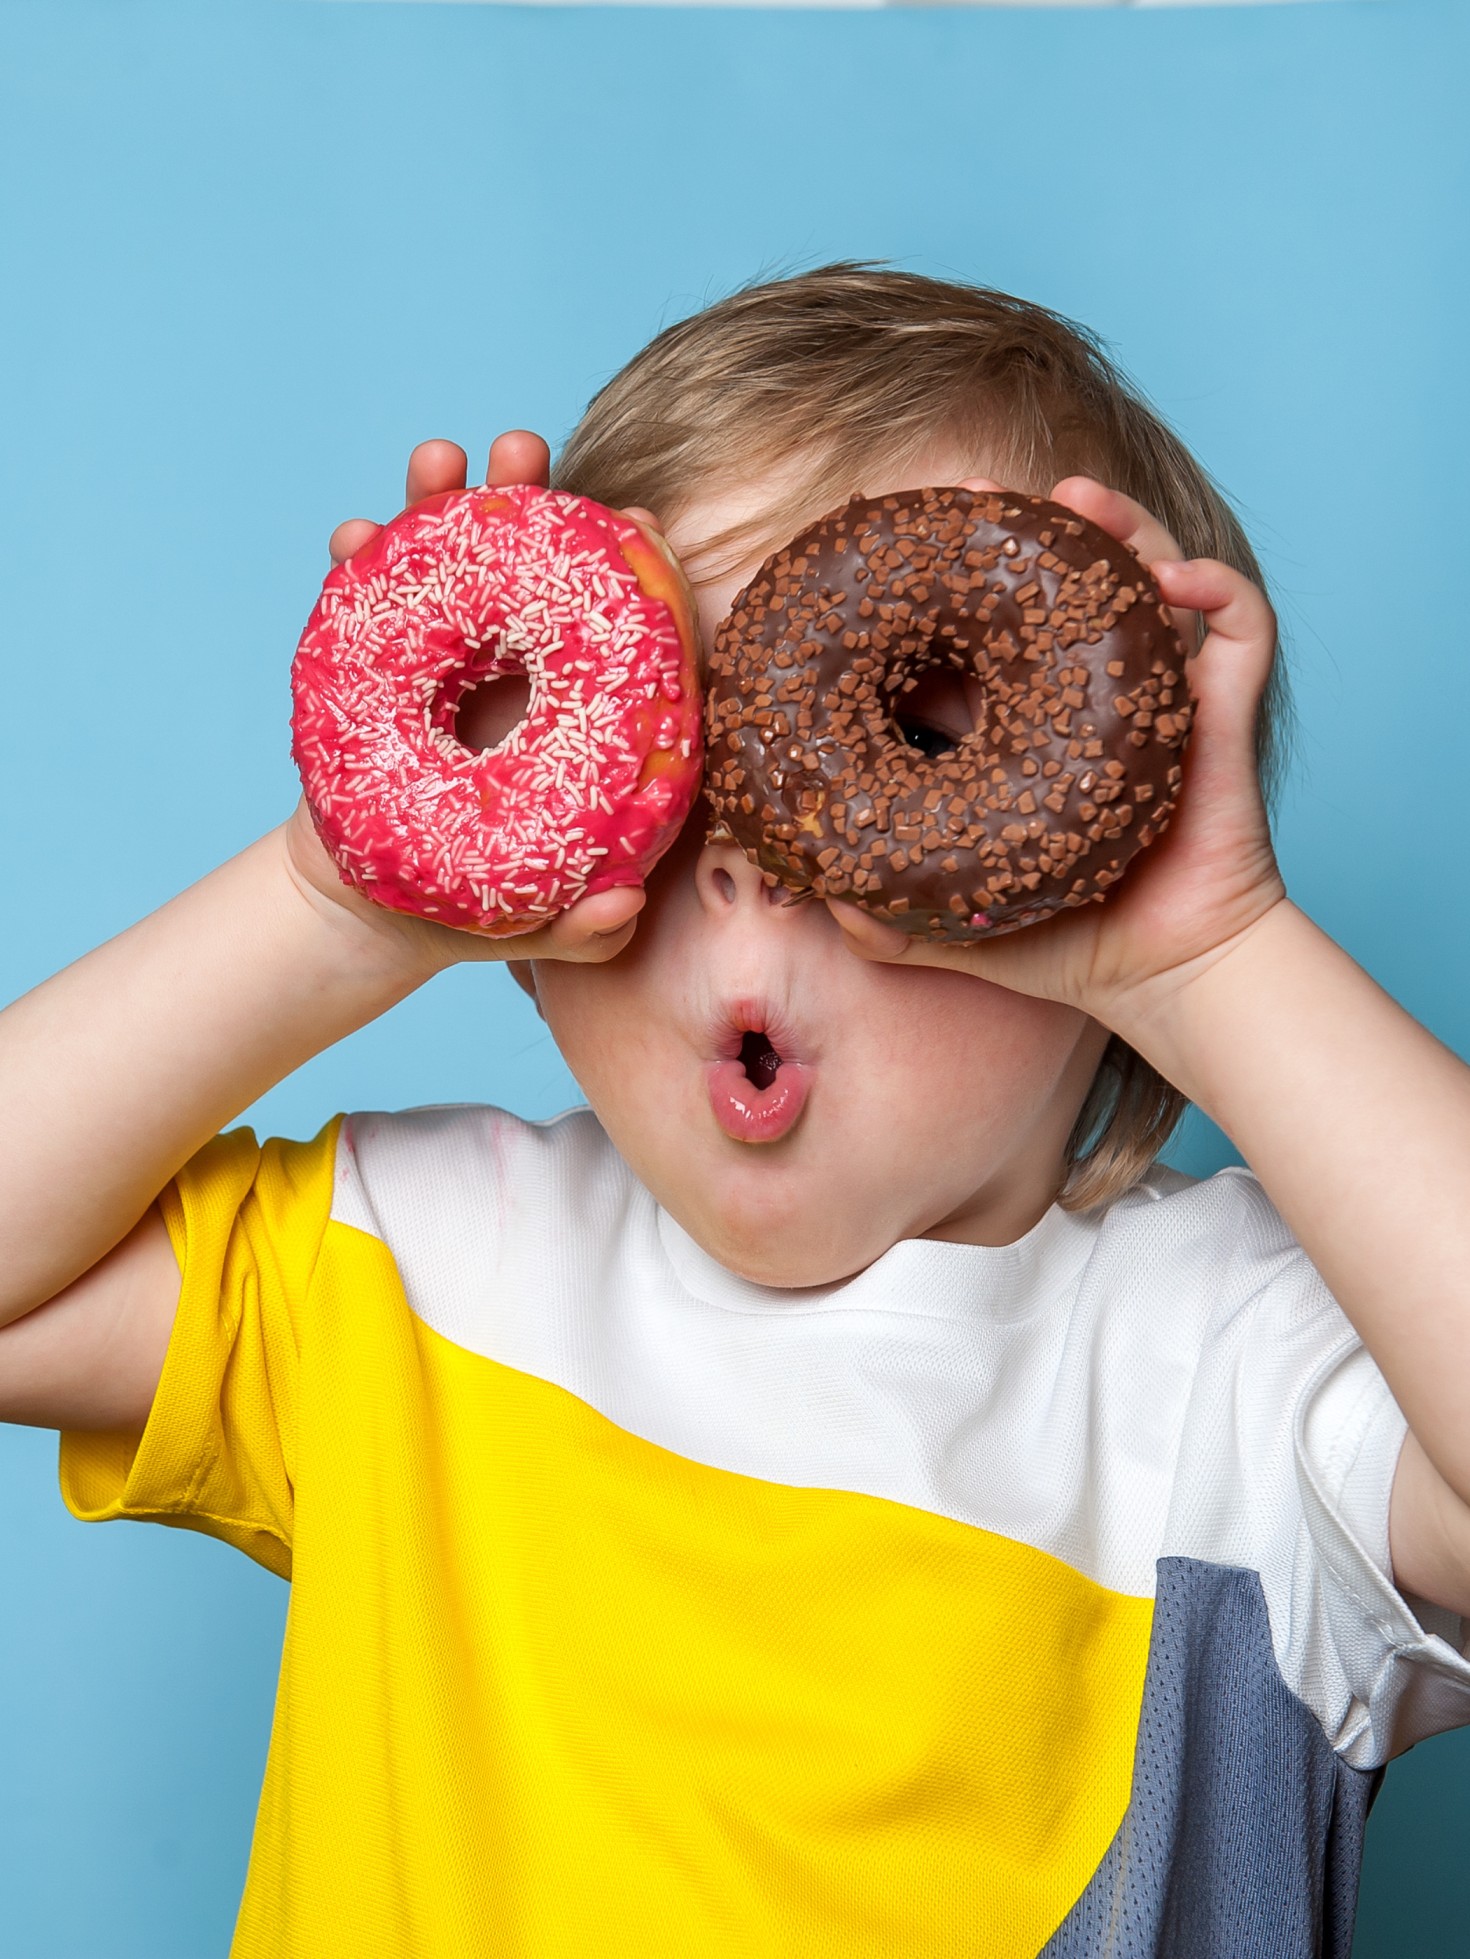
top-left (506, 960), bottom-right (543, 1019)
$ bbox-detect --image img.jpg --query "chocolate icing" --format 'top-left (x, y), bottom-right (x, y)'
top-left (704, 487), bottom-right (1192, 940)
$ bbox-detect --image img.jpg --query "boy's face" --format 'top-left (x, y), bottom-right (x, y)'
top-left (527, 457), bottom-right (1110, 1287)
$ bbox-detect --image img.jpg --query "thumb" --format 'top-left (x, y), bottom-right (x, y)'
top-left (828, 902), bottom-right (912, 962)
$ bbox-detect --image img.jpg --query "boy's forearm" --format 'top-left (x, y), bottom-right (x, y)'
top-left (0, 826), bottom-right (432, 1327)
top-left (1117, 901), bottom-right (1470, 1502)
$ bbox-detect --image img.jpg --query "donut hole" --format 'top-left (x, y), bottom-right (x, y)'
top-left (890, 664), bottom-right (985, 760)
top-left (453, 673), bottom-right (532, 753)
top-left (894, 715), bottom-right (960, 761)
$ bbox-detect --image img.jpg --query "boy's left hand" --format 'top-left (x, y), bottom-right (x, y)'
top-left (829, 475), bottom-right (1287, 1037)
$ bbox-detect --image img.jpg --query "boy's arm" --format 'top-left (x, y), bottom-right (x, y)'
top-left (0, 434), bottom-right (644, 1431)
top-left (0, 821), bottom-right (430, 1337)
top-left (832, 478), bottom-right (1470, 1619)
top-left (1110, 895), bottom-right (1470, 1616)
top-left (0, 815), bottom-right (499, 1429)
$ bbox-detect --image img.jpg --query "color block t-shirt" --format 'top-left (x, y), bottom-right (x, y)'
top-left (60, 1106), bottom-right (1470, 1957)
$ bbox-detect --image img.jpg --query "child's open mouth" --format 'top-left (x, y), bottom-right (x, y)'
top-left (706, 1015), bottom-right (811, 1144)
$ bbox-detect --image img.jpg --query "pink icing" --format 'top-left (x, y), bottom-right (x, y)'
top-left (291, 485), bottom-right (704, 934)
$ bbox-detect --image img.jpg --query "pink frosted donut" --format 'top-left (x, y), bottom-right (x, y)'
top-left (291, 484), bottom-right (704, 935)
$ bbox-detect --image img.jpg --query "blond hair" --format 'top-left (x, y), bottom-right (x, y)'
top-left (552, 262), bottom-right (1288, 1211)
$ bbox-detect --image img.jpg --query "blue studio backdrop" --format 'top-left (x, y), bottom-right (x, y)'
top-left (2, 1), bottom-right (1467, 1952)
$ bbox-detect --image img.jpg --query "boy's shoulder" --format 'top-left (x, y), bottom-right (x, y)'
top-left (334, 1100), bottom-right (627, 1222)
top-left (1110, 1156), bottom-right (1294, 1246)
top-left (328, 1100), bottom-right (638, 1302)
top-left (1096, 1159), bottom-right (1315, 1326)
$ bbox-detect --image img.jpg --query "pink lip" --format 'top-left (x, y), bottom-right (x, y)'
top-left (706, 1058), bottom-right (811, 1143)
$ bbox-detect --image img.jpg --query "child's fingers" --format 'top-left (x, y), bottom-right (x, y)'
top-left (956, 475), bottom-right (1004, 494)
top-left (328, 518), bottom-right (382, 566)
top-left (405, 439), bottom-right (469, 507)
top-left (827, 902), bottom-right (986, 975)
top-left (529, 884), bottom-right (647, 962)
top-left (327, 441), bottom-right (471, 565)
top-left (445, 886), bottom-right (645, 966)
top-left (1152, 557), bottom-right (1276, 742)
top-left (485, 429), bottom-right (551, 490)
top-left (826, 900), bottom-right (1022, 985)
top-left (1151, 556), bottom-right (1272, 637)
top-left (1050, 475), bottom-right (1200, 651)
top-left (1051, 476), bottom-right (1184, 568)
top-left (826, 903), bottom-right (912, 963)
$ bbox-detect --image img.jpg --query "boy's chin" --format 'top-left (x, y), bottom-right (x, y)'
top-left (705, 1238), bottom-right (871, 1291)
top-left (680, 1189), bottom-right (893, 1291)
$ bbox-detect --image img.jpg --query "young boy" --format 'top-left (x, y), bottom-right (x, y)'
top-left (5, 264), bottom-right (1470, 1957)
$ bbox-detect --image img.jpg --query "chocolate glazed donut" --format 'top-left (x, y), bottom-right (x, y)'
top-left (704, 487), bottom-right (1193, 940)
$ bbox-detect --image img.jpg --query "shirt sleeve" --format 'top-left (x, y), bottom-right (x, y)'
top-left (1290, 1329), bottom-right (1470, 1765)
top-left (1171, 1167), bottom-right (1470, 1769)
top-left (58, 1118), bottom-right (343, 1580)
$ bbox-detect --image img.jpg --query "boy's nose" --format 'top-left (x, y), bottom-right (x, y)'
top-left (695, 836), bottom-right (793, 919)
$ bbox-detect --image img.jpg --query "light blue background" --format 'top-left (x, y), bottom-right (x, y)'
top-left (2, 0), bottom-right (1467, 1951)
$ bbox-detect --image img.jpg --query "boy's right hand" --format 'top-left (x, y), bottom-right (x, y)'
top-left (296, 431), bottom-right (652, 971)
